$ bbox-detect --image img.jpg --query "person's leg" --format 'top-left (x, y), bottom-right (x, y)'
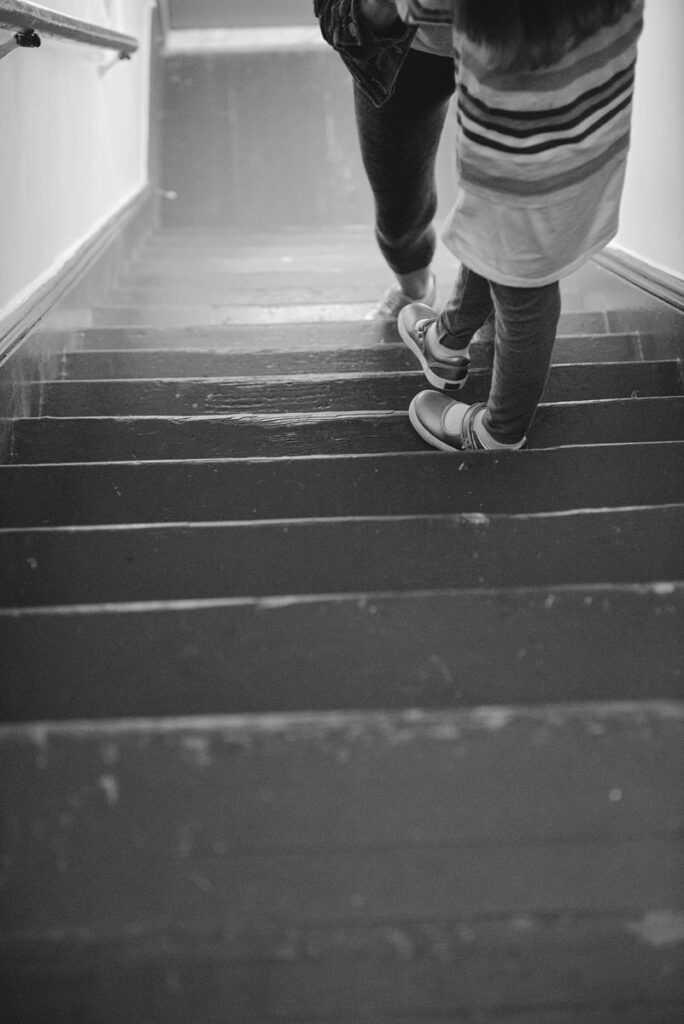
top-left (406, 277), bottom-right (561, 450)
top-left (396, 264), bottom-right (492, 390)
top-left (354, 49), bottom-right (455, 296)
top-left (482, 280), bottom-right (561, 445)
top-left (432, 263), bottom-right (494, 353)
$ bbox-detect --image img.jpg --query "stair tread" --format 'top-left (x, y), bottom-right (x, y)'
top-left (7, 396), bottom-right (684, 462)
top-left (2, 584), bottom-right (681, 719)
top-left (2, 443), bottom-right (682, 525)
top-left (3, 505), bottom-right (683, 608)
top-left (49, 316), bottom-right (618, 348)
top-left (56, 338), bottom-right (658, 377)
top-left (91, 302), bottom-right (615, 327)
top-left (30, 362), bottom-right (684, 418)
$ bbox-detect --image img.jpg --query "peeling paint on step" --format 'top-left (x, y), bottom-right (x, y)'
top-left (98, 774), bottom-right (119, 807)
top-left (628, 911), bottom-right (684, 948)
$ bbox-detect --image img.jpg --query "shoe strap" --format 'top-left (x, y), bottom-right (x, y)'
top-left (460, 403), bottom-right (488, 450)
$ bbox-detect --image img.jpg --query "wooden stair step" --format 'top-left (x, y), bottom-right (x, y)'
top-left (1, 704), bottom-right (682, 1020)
top-left (108, 271), bottom-right (605, 306)
top-left (111, 283), bottom-right (433, 306)
top-left (116, 266), bottom-right (442, 291)
top-left (2, 949), bottom-right (682, 1024)
top-left (90, 297), bottom-right (615, 326)
top-left (33, 362), bottom-right (683, 418)
top-left (58, 334), bottom-right (652, 378)
top-left (7, 397), bottom-right (684, 463)
top-left (2, 584), bottom-right (681, 720)
top-left (124, 243), bottom-right (459, 272)
top-left (3, 505), bottom-right (682, 608)
top-left (2, 444), bottom-right (683, 527)
top-left (52, 314), bottom-right (617, 349)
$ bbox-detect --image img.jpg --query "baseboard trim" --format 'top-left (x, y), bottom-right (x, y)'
top-left (0, 185), bottom-right (157, 461)
top-left (0, 185), bottom-right (157, 368)
top-left (594, 247), bottom-right (684, 313)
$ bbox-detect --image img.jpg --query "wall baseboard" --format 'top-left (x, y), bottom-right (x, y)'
top-left (0, 185), bottom-right (157, 367)
top-left (594, 247), bottom-right (684, 313)
top-left (0, 185), bottom-right (158, 460)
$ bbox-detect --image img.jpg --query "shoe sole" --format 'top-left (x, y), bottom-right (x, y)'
top-left (408, 395), bottom-right (462, 452)
top-left (398, 314), bottom-right (469, 391)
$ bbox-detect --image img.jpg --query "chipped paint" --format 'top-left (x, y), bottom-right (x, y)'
top-left (471, 707), bottom-right (516, 730)
top-left (181, 734), bottom-right (212, 768)
top-left (98, 774), bottom-right (119, 806)
top-left (628, 911), bottom-right (684, 948)
top-left (652, 582), bottom-right (677, 596)
top-left (462, 512), bottom-right (490, 525)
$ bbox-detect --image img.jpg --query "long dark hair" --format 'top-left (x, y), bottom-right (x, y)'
top-left (453, 0), bottom-right (636, 70)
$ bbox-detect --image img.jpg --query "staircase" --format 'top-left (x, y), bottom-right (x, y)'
top-left (1, 226), bottom-right (683, 1022)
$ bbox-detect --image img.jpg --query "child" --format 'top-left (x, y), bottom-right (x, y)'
top-left (398, 0), bottom-right (644, 450)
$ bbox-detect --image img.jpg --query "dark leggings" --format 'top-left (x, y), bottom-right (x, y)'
top-left (355, 48), bottom-right (560, 445)
top-left (438, 266), bottom-right (561, 443)
top-left (353, 48), bottom-right (456, 275)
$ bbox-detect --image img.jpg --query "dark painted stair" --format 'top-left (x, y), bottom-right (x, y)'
top-left (1, 228), bottom-right (683, 1022)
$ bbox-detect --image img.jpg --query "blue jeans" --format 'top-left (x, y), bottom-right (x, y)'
top-left (437, 266), bottom-right (561, 444)
top-left (353, 48), bottom-right (455, 275)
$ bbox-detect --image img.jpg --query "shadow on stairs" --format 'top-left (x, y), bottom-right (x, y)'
top-left (1, 226), bottom-right (683, 1023)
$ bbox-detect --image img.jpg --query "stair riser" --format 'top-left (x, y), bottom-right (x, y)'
top-left (2, 587), bottom-right (681, 720)
top-left (32, 363), bottom-right (684, 418)
top-left (8, 398), bottom-right (684, 462)
top-left (1, 706), bottom-right (682, 1021)
top-left (57, 336), bottom-right (650, 378)
top-left (2, 445), bottom-right (684, 527)
top-left (2, 507), bottom-right (682, 607)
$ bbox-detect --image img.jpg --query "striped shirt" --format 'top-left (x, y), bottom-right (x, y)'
top-left (442, 1), bottom-right (645, 286)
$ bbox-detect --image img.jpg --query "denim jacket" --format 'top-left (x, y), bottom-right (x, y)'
top-left (313, 1), bottom-right (417, 106)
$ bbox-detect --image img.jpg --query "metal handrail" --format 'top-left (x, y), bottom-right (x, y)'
top-left (0, 1), bottom-right (138, 57)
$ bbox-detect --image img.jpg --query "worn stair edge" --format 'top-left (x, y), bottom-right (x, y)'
top-left (28, 362), bottom-right (684, 418)
top-left (1, 444), bottom-right (683, 526)
top-left (52, 335), bottom-right (665, 377)
top-left (1, 583), bottom-right (682, 719)
top-left (6, 397), bottom-right (684, 463)
top-left (2, 505), bottom-right (683, 608)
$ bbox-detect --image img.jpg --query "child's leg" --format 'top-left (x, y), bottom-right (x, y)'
top-left (353, 49), bottom-right (455, 284)
top-left (434, 263), bottom-right (494, 352)
top-left (482, 280), bottom-right (561, 445)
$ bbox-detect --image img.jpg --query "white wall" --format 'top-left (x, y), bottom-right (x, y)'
top-left (614, 0), bottom-right (684, 279)
top-left (0, 0), bottom-right (154, 322)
